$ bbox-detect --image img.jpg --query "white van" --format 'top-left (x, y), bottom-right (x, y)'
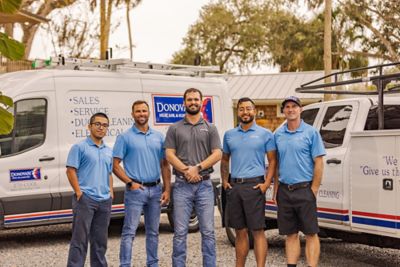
top-left (0, 59), bottom-right (233, 230)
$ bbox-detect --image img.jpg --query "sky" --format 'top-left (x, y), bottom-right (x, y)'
top-left (31, 0), bottom-right (211, 64)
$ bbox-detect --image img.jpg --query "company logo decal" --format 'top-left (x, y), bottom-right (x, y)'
top-left (10, 168), bottom-right (41, 182)
top-left (152, 95), bottom-right (214, 124)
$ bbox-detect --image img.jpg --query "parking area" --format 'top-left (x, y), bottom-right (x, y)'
top-left (0, 213), bottom-right (399, 267)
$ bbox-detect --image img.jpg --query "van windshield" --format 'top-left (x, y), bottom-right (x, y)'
top-left (0, 99), bottom-right (47, 157)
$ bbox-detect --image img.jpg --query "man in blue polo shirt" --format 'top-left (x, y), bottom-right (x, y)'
top-left (113, 100), bottom-right (171, 267)
top-left (66, 112), bottom-right (113, 267)
top-left (274, 96), bottom-right (326, 267)
top-left (221, 97), bottom-right (276, 267)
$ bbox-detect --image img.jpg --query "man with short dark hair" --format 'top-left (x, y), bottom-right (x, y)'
top-left (274, 96), bottom-right (326, 267)
top-left (165, 88), bottom-right (222, 267)
top-left (66, 112), bottom-right (113, 267)
top-left (113, 100), bottom-right (171, 267)
top-left (221, 97), bottom-right (276, 267)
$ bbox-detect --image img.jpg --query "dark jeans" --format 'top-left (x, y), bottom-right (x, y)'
top-left (67, 193), bottom-right (112, 267)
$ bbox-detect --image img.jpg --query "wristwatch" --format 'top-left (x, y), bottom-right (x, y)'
top-left (196, 163), bottom-right (202, 172)
top-left (126, 181), bottom-right (132, 188)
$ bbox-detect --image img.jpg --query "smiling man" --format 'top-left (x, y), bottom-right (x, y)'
top-left (113, 100), bottom-right (171, 267)
top-left (221, 97), bottom-right (276, 267)
top-left (165, 88), bottom-right (222, 267)
top-left (274, 96), bottom-right (326, 267)
top-left (66, 112), bottom-right (113, 267)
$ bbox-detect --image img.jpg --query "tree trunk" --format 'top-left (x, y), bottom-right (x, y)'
top-left (126, 0), bottom-right (133, 60)
top-left (100, 0), bottom-right (107, 59)
top-left (22, 24), bottom-right (40, 59)
top-left (100, 0), bottom-right (113, 59)
top-left (324, 0), bottom-right (333, 101)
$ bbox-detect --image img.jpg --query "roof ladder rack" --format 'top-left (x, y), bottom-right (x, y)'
top-left (32, 56), bottom-right (220, 77)
top-left (295, 62), bottom-right (400, 129)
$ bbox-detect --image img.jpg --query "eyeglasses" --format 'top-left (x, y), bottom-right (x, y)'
top-left (91, 122), bottom-right (109, 129)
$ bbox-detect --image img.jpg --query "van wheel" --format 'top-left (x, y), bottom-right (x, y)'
top-left (226, 227), bottom-right (254, 249)
top-left (167, 208), bottom-right (200, 233)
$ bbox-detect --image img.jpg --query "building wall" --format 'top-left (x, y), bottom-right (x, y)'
top-left (255, 104), bottom-right (285, 131)
top-left (232, 104), bottom-right (285, 131)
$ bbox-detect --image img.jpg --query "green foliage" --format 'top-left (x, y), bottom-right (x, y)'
top-left (336, 0), bottom-right (400, 62)
top-left (0, 94), bottom-right (14, 135)
top-left (171, 0), bottom-right (271, 72)
top-left (0, 32), bottom-right (25, 60)
top-left (265, 11), bottom-right (329, 71)
top-left (0, 0), bottom-right (24, 60)
top-left (0, 0), bottom-right (22, 134)
top-left (171, 0), bottom-right (351, 72)
top-left (0, 0), bottom-right (22, 13)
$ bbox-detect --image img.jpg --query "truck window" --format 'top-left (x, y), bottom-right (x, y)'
top-left (0, 99), bottom-right (47, 157)
top-left (320, 105), bottom-right (352, 148)
top-left (301, 108), bottom-right (319, 126)
top-left (364, 105), bottom-right (400, 130)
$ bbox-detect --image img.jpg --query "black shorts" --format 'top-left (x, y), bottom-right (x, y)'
top-left (276, 183), bottom-right (319, 235)
top-left (225, 182), bottom-right (266, 230)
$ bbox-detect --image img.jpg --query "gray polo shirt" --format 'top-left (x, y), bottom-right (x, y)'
top-left (164, 116), bottom-right (221, 174)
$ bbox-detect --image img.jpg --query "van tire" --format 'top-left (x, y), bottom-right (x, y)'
top-left (167, 208), bottom-right (200, 233)
top-left (226, 227), bottom-right (255, 249)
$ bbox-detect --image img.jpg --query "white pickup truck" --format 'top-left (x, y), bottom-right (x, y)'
top-left (218, 63), bottom-right (400, 249)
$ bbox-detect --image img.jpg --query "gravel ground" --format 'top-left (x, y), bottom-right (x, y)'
top-left (0, 213), bottom-right (399, 267)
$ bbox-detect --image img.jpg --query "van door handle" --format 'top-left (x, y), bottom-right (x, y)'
top-left (39, 156), bottom-right (55, 162)
top-left (326, 158), bottom-right (341, 164)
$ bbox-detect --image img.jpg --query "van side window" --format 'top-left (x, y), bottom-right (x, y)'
top-left (301, 108), bottom-right (319, 126)
top-left (364, 105), bottom-right (400, 130)
top-left (320, 105), bottom-right (352, 148)
top-left (0, 99), bottom-right (47, 157)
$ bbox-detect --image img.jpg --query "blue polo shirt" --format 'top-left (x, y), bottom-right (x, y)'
top-left (66, 137), bottom-right (113, 201)
top-left (275, 120), bottom-right (326, 184)
top-left (113, 124), bottom-right (164, 182)
top-left (223, 122), bottom-right (276, 178)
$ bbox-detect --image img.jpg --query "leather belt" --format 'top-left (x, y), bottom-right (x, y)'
top-left (231, 176), bottom-right (264, 184)
top-left (132, 178), bottom-right (160, 187)
top-left (280, 182), bottom-right (310, 191)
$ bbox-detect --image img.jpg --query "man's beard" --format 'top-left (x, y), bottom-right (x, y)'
top-left (239, 115), bottom-right (254, 124)
top-left (134, 117), bottom-right (149, 126)
top-left (186, 105), bottom-right (201, 115)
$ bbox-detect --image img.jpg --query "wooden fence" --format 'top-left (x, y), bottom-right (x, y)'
top-left (0, 55), bottom-right (32, 73)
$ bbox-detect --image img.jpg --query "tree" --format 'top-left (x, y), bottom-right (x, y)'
top-left (16, 0), bottom-right (78, 59)
top-left (171, 0), bottom-right (271, 73)
top-left (0, 0), bottom-right (25, 134)
top-left (265, 10), bottom-right (338, 72)
top-left (171, 0), bottom-right (343, 73)
top-left (125, 0), bottom-right (142, 59)
top-left (89, 0), bottom-right (141, 59)
top-left (46, 1), bottom-right (100, 58)
top-left (336, 0), bottom-right (400, 62)
top-left (0, 0), bottom-right (25, 60)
